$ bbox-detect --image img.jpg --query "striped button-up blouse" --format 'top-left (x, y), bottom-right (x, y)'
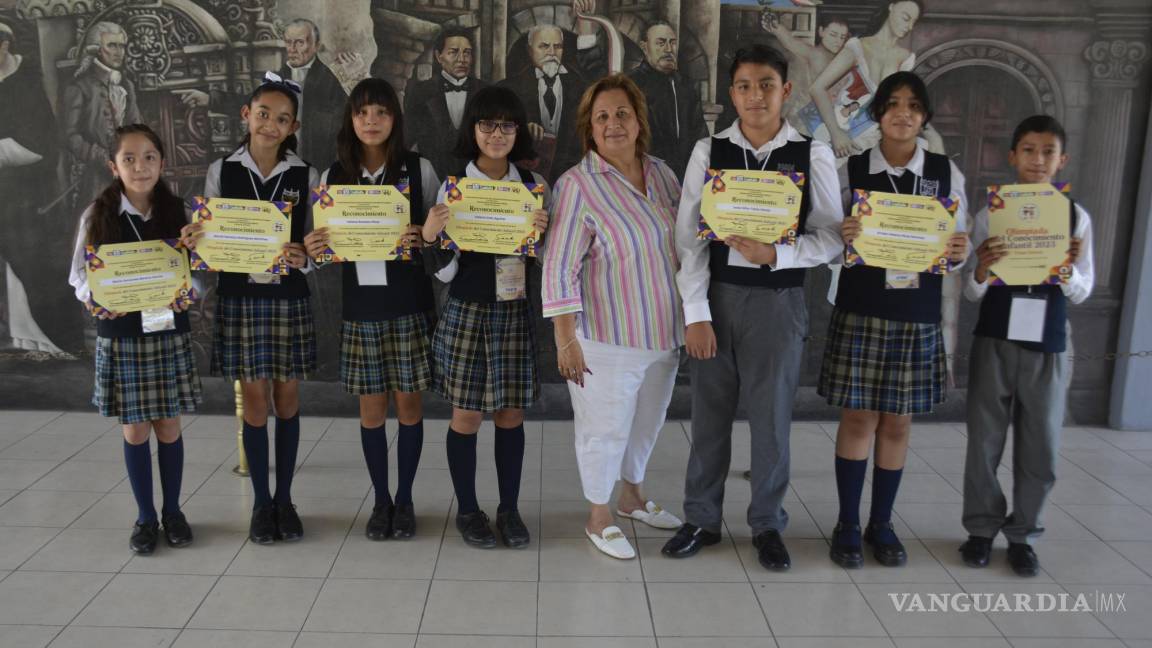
top-left (541, 151), bottom-right (684, 351)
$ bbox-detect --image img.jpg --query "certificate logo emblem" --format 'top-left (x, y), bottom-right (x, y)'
top-left (1019, 203), bottom-right (1038, 222)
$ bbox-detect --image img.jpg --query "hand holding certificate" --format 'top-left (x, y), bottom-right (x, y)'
top-left (845, 189), bottom-right (959, 274)
top-left (310, 184), bottom-right (412, 262)
top-left (985, 183), bottom-right (1073, 286)
top-left (187, 197), bottom-right (291, 274)
top-left (440, 177), bottom-right (544, 256)
top-left (85, 239), bottom-right (195, 315)
top-left (697, 169), bottom-right (805, 245)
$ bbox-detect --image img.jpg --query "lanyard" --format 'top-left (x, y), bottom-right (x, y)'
top-left (247, 167), bottom-right (285, 202)
top-left (885, 169), bottom-right (919, 197)
top-left (742, 145), bottom-right (773, 172)
top-left (123, 211), bottom-right (144, 242)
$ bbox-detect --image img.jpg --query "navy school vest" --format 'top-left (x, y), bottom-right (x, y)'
top-left (94, 210), bottom-right (192, 338)
top-left (215, 156), bottom-right (311, 299)
top-left (835, 149), bottom-right (953, 324)
top-left (706, 135), bottom-right (812, 288)
top-left (325, 153), bottom-right (435, 321)
top-left (973, 199), bottom-right (1077, 353)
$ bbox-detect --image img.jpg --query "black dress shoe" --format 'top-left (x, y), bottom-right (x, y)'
top-left (455, 511), bottom-right (496, 548)
top-left (275, 502), bottom-right (303, 542)
top-left (829, 522), bottom-right (864, 569)
top-left (391, 503), bottom-right (416, 539)
top-left (130, 520), bottom-right (160, 554)
top-left (661, 523), bottom-right (722, 558)
top-left (864, 520), bottom-right (907, 567)
top-left (365, 503), bottom-right (393, 541)
top-left (753, 529), bottom-right (791, 571)
top-left (161, 511), bottom-right (194, 548)
top-left (496, 509), bottom-right (531, 548)
top-left (959, 535), bottom-right (993, 568)
top-left (249, 505), bottom-right (276, 545)
top-left (1007, 542), bottom-right (1040, 577)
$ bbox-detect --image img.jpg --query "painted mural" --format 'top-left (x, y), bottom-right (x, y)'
top-left (0, 0), bottom-right (1148, 421)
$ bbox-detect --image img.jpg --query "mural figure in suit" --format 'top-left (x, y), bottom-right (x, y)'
top-left (279, 18), bottom-right (345, 171)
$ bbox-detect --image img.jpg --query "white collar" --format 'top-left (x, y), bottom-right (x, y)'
top-left (441, 70), bottom-right (468, 86)
top-left (715, 118), bottom-right (804, 156)
top-left (94, 58), bottom-right (122, 84)
top-left (119, 193), bottom-right (152, 221)
top-left (288, 57), bottom-right (315, 72)
top-left (465, 160), bottom-right (523, 183)
top-left (226, 145), bottom-right (306, 182)
top-left (534, 65), bottom-right (568, 80)
top-left (868, 142), bottom-right (926, 176)
top-left (0, 53), bottom-right (21, 83)
top-left (362, 164), bottom-right (386, 180)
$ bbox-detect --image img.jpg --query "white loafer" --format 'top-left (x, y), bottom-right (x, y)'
top-left (585, 525), bottom-right (635, 559)
top-left (617, 501), bottom-right (683, 530)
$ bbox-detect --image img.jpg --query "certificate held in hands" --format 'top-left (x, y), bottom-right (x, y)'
top-left (188, 197), bottom-right (291, 274)
top-left (697, 169), bottom-right (805, 245)
top-left (441, 177), bottom-right (543, 256)
top-left (986, 183), bottom-right (1072, 286)
top-left (845, 189), bottom-right (959, 274)
top-left (310, 184), bottom-right (412, 262)
top-left (85, 239), bottom-right (195, 315)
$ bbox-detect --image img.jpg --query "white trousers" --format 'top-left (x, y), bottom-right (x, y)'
top-left (568, 337), bottom-right (679, 505)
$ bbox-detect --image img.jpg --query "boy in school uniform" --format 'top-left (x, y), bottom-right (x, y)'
top-left (959, 115), bottom-right (1094, 576)
top-left (662, 44), bottom-right (843, 570)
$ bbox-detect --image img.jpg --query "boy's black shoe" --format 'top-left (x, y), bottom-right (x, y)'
top-left (830, 522), bottom-right (864, 569)
top-left (275, 502), bottom-right (303, 542)
top-left (249, 505), bottom-right (276, 545)
top-left (959, 535), bottom-right (993, 567)
top-left (455, 511), bottom-right (497, 548)
top-left (864, 521), bottom-right (908, 567)
top-left (1007, 542), bottom-right (1040, 577)
top-left (365, 503), bottom-right (393, 541)
top-left (161, 511), bottom-right (194, 548)
top-left (661, 523), bottom-right (722, 558)
top-left (130, 520), bottom-right (160, 554)
top-left (753, 529), bottom-right (791, 571)
top-left (391, 503), bottom-right (416, 539)
top-left (496, 509), bottom-right (531, 548)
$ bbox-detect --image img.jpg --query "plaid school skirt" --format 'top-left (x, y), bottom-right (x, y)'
top-left (817, 307), bottom-right (947, 415)
top-left (211, 296), bottom-right (316, 382)
top-left (340, 312), bottom-right (435, 395)
top-left (432, 296), bottom-right (539, 412)
top-left (94, 332), bottom-right (202, 424)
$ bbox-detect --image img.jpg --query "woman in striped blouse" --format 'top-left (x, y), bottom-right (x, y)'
top-left (542, 74), bottom-right (685, 560)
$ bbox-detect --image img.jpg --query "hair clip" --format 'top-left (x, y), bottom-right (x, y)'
top-left (261, 71), bottom-right (303, 95)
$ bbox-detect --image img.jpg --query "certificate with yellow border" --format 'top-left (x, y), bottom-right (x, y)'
top-left (845, 189), bottom-right (959, 274)
top-left (697, 169), bottom-right (805, 245)
top-left (310, 184), bottom-right (412, 262)
top-left (188, 197), bottom-right (291, 274)
top-left (85, 239), bottom-right (195, 315)
top-left (440, 177), bottom-right (543, 256)
top-left (986, 182), bottom-right (1073, 286)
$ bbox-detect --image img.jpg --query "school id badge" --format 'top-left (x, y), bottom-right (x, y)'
top-left (141, 308), bottom-right (176, 333)
top-left (495, 256), bottom-right (527, 302)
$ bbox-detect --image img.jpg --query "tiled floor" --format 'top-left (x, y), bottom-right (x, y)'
top-left (0, 409), bottom-right (1150, 647)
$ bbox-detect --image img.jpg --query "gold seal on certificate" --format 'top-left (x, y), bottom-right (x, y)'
top-left (440, 177), bottom-right (544, 256)
top-left (697, 169), bottom-right (805, 245)
top-left (986, 182), bottom-right (1073, 286)
top-left (310, 184), bottom-right (412, 262)
top-left (845, 189), bottom-right (959, 274)
top-left (188, 197), bottom-right (291, 274)
top-left (85, 239), bottom-right (195, 315)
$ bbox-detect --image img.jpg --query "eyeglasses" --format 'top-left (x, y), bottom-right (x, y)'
top-left (477, 120), bottom-right (518, 134)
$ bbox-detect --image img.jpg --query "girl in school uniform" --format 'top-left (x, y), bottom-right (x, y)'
top-left (303, 78), bottom-right (441, 540)
top-left (68, 124), bottom-right (200, 555)
top-left (819, 71), bottom-right (969, 568)
top-left (421, 86), bottom-right (550, 549)
top-left (181, 72), bottom-right (318, 545)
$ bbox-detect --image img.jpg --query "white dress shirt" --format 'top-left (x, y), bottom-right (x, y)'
top-left (441, 70), bottom-right (469, 130)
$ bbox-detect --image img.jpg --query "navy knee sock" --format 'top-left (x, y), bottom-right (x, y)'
top-left (446, 427), bottom-right (479, 515)
top-left (273, 414), bottom-right (300, 505)
top-left (124, 439), bottom-right (156, 524)
top-left (360, 422), bottom-right (392, 509)
top-left (835, 455), bottom-right (868, 526)
top-left (242, 421), bottom-right (272, 508)
top-left (869, 466), bottom-right (904, 544)
top-left (156, 436), bottom-right (184, 518)
top-left (494, 423), bottom-right (525, 514)
top-left (395, 420), bottom-right (423, 506)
